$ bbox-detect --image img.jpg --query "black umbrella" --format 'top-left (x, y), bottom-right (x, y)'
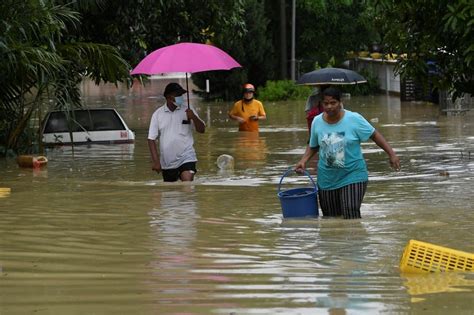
top-left (297, 67), bottom-right (367, 85)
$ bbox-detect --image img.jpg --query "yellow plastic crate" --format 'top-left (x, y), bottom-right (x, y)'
top-left (400, 240), bottom-right (474, 273)
top-left (0, 187), bottom-right (11, 198)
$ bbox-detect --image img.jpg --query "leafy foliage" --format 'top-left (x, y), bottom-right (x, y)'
top-left (65, 0), bottom-right (379, 101)
top-left (258, 81), bottom-right (312, 102)
top-left (193, 0), bottom-right (274, 101)
top-left (0, 0), bottom-right (130, 156)
top-left (289, 0), bottom-right (378, 74)
top-left (257, 70), bottom-right (379, 102)
top-left (76, 0), bottom-right (247, 67)
top-left (372, 0), bottom-right (474, 96)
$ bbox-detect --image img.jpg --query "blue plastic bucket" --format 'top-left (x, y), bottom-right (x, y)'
top-left (277, 169), bottom-right (319, 218)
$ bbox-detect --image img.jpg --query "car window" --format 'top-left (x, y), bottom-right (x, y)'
top-left (44, 110), bottom-right (126, 133)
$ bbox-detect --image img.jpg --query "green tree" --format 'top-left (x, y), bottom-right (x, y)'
top-left (263, 0), bottom-right (378, 79)
top-left (76, 0), bottom-right (247, 67)
top-left (0, 0), bottom-right (130, 156)
top-left (70, 1), bottom-right (377, 101)
top-left (372, 0), bottom-right (474, 97)
top-left (295, 0), bottom-right (378, 74)
top-left (193, 0), bottom-right (275, 101)
top-left (72, 0), bottom-right (249, 101)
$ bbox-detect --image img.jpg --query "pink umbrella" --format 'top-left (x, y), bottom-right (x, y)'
top-left (131, 42), bottom-right (241, 123)
top-left (131, 42), bottom-right (241, 75)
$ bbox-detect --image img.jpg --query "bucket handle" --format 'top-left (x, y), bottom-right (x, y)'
top-left (278, 169), bottom-right (317, 194)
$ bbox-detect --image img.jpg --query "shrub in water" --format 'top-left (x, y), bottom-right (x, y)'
top-left (259, 80), bottom-right (312, 101)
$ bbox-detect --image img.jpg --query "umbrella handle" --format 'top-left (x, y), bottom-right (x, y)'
top-left (185, 72), bottom-right (190, 110)
top-left (182, 72), bottom-right (191, 124)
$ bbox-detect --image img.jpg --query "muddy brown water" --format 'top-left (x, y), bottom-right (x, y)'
top-left (1, 79), bottom-right (473, 314)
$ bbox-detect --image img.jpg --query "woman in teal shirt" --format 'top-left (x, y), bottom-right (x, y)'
top-left (295, 87), bottom-right (400, 219)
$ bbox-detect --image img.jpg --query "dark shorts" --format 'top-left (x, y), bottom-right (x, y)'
top-left (162, 162), bottom-right (197, 182)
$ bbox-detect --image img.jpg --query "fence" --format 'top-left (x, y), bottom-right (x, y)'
top-left (439, 91), bottom-right (473, 116)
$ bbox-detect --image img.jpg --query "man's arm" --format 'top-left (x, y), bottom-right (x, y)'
top-left (228, 102), bottom-right (245, 123)
top-left (229, 113), bottom-right (246, 123)
top-left (257, 103), bottom-right (267, 120)
top-left (147, 139), bottom-right (162, 173)
top-left (186, 109), bottom-right (206, 133)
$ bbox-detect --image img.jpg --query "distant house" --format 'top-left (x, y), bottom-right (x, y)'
top-left (351, 56), bottom-right (472, 115)
top-left (354, 56), bottom-right (400, 95)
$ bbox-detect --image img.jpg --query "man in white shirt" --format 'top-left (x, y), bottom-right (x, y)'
top-left (147, 83), bottom-right (206, 182)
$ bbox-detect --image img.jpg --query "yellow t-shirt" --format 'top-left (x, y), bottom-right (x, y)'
top-left (229, 99), bottom-right (266, 132)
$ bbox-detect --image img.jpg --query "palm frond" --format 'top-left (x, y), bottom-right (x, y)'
top-left (0, 0), bottom-right (130, 155)
top-left (58, 42), bottom-right (131, 84)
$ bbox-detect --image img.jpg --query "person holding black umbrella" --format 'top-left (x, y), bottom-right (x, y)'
top-left (295, 87), bottom-right (400, 219)
top-left (305, 85), bottom-right (330, 133)
top-left (147, 83), bottom-right (206, 182)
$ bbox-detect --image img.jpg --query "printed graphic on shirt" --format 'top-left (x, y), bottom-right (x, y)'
top-left (321, 132), bottom-right (345, 168)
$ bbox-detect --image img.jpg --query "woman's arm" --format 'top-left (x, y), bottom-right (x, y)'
top-left (295, 145), bottom-right (319, 173)
top-left (370, 130), bottom-right (400, 171)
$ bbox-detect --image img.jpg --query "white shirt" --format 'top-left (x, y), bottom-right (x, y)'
top-left (148, 103), bottom-right (202, 169)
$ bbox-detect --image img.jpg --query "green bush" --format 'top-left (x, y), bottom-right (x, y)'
top-left (257, 72), bottom-right (379, 102)
top-left (258, 80), bottom-right (312, 101)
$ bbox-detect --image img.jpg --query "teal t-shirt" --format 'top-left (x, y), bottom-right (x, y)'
top-left (309, 110), bottom-right (375, 190)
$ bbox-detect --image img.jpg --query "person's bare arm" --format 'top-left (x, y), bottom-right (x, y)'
top-left (370, 130), bottom-right (400, 171)
top-left (255, 105), bottom-right (267, 121)
top-left (186, 109), bottom-right (206, 133)
top-left (229, 112), bottom-right (245, 123)
top-left (295, 146), bottom-right (319, 173)
top-left (147, 139), bottom-right (162, 173)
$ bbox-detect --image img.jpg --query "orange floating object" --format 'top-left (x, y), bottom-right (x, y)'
top-left (0, 187), bottom-right (11, 198)
top-left (16, 155), bottom-right (48, 168)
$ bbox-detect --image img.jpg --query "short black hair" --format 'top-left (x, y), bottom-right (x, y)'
top-left (322, 86), bottom-right (341, 101)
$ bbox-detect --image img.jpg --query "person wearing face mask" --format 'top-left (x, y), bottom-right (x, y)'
top-left (228, 83), bottom-right (266, 132)
top-left (147, 82), bottom-right (206, 182)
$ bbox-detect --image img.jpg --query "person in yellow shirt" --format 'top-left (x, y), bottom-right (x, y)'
top-left (229, 83), bottom-right (266, 132)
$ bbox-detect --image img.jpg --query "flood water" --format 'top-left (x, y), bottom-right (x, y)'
top-left (1, 79), bottom-right (473, 314)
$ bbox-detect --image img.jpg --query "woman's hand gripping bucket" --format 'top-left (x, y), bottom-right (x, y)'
top-left (277, 169), bottom-right (319, 218)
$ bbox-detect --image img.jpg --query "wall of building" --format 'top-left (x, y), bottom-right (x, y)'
top-left (353, 57), bottom-right (400, 94)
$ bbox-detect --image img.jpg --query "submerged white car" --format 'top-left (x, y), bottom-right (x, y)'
top-left (42, 108), bottom-right (135, 145)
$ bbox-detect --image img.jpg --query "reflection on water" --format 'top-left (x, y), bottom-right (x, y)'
top-left (233, 132), bottom-right (268, 168)
top-left (146, 187), bottom-right (200, 312)
top-left (403, 273), bottom-right (474, 296)
top-left (0, 81), bottom-right (473, 314)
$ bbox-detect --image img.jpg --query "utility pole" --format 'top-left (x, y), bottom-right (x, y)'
top-left (280, 0), bottom-right (287, 79)
top-left (291, 0), bottom-right (296, 81)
